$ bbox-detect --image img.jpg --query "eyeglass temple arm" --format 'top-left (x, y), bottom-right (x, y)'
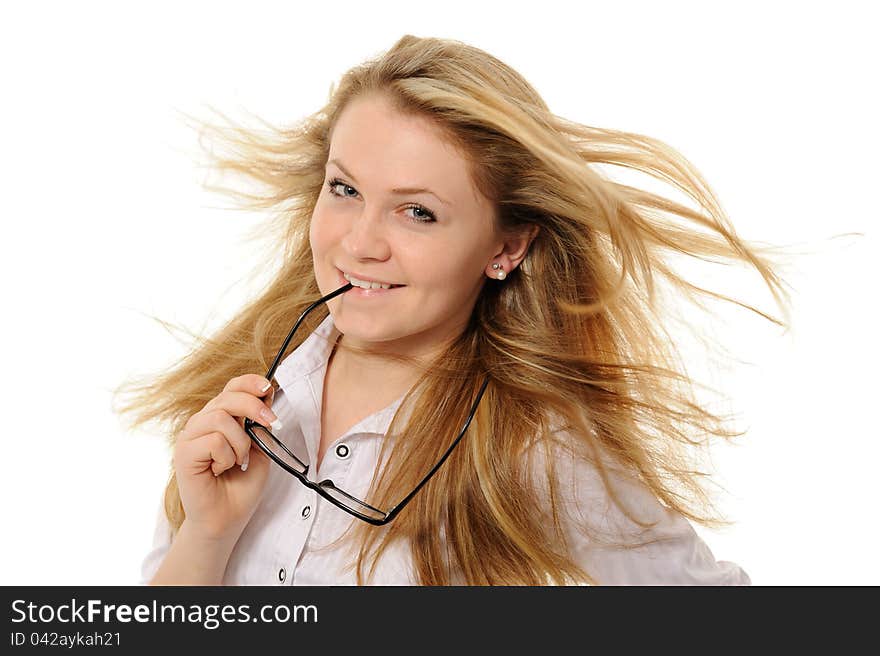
top-left (265, 283), bottom-right (353, 381)
top-left (383, 376), bottom-right (490, 524)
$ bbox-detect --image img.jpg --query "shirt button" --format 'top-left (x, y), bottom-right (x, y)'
top-left (335, 444), bottom-right (351, 459)
top-left (301, 505), bottom-right (311, 519)
top-left (278, 567), bottom-right (286, 583)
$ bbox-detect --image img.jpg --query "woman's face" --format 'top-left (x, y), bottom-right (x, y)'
top-left (310, 93), bottom-right (503, 356)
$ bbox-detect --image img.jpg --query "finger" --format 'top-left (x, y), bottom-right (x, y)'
top-left (204, 432), bottom-right (237, 476)
top-left (181, 409), bottom-right (254, 466)
top-left (241, 438), bottom-right (273, 473)
top-left (175, 432), bottom-right (236, 476)
top-left (264, 385), bottom-right (276, 410)
top-left (242, 384), bottom-right (274, 471)
top-left (223, 374), bottom-right (275, 397)
top-left (203, 390), bottom-right (283, 432)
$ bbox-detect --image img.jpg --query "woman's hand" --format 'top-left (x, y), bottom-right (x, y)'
top-left (172, 374), bottom-right (280, 542)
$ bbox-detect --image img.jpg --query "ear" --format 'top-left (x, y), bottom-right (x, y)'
top-left (485, 224), bottom-right (539, 279)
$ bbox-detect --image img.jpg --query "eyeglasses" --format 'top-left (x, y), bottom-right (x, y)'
top-left (244, 282), bottom-right (489, 526)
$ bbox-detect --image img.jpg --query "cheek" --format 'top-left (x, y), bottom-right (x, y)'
top-left (309, 206), bottom-right (339, 253)
top-left (419, 257), bottom-right (477, 295)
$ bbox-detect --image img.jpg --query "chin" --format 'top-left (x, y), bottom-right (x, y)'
top-left (340, 319), bottom-right (410, 344)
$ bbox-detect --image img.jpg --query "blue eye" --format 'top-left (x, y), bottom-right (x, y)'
top-left (327, 179), bottom-right (358, 199)
top-left (325, 177), bottom-right (437, 224)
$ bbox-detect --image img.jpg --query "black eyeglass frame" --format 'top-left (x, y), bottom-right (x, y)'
top-left (244, 282), bottom-right (489, 526)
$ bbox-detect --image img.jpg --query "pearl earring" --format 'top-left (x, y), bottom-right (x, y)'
top-left (491, 263), bottom-right (505, 280)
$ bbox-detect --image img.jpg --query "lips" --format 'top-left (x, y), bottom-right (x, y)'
top-left (337, 268), bottom-right (405, 289)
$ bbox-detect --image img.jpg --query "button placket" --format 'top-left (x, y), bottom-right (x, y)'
top-left (315, 438), bottom-right (358, 514)
top-left (274, 485), bottom-right (317, 586)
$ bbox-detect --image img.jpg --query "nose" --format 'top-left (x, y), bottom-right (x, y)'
top-left (341, 204), bottom-right (392, 261)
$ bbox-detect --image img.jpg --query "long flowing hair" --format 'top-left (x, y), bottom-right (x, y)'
top-left (115, 34), bottom-right (794, 584)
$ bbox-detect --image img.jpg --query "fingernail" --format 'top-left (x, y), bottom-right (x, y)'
top-left (260, 408), bottom-right (282, 430)
top-left (261, 407), bottom-right (283, 432)
top-left (241, 452), bottom-right (249, 472)
top-left (260, 381), bottom-right (272, 393)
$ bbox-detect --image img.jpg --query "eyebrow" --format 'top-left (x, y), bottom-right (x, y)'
top-left (326, 158), bottom-right (452, 207)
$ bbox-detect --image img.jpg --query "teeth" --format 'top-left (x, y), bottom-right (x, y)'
top-left (343, 272), bottom-right (396, 290)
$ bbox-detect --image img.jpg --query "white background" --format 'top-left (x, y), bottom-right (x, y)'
top-left (1, 1), bottom-right (876, 585)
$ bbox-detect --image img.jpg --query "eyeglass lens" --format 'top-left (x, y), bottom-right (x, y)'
top-left (249, 424), bottom-right (387, 521)
top-left (249, 425), bottom-right (307, 474)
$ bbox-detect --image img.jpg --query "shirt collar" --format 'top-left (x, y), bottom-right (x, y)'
top-left (272, 312), bottom-right (341, 391)
top-left (272, 312), bottom-right (412, 437)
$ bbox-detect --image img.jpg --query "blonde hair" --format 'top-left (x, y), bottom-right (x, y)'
top-left (115, 34), bottom-right (795, 585)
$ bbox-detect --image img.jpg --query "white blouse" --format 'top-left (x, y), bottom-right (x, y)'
top-left (140, 314), bottom-right (750, 586)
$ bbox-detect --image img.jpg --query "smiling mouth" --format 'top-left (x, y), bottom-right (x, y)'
top-left (340, 270), bottom-right (405, 290)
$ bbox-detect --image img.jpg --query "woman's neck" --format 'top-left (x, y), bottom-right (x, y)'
top-left (328, 336), bottom-right (423, 400)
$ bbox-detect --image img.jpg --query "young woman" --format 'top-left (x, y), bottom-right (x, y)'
top-left (117, 35), bottom-right (790, 585)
